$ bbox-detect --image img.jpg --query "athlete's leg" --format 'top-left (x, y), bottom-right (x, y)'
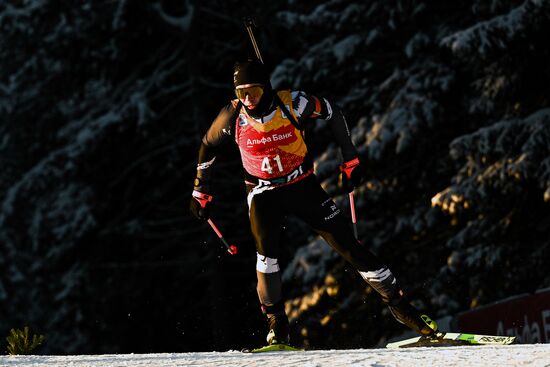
top-left (286, 176), bottom-right (436, 336)
top-left (246, 185), bottom-right (290, 343)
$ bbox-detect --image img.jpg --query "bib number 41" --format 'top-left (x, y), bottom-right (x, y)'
top-left (261, 155), bottom-right (283, 174)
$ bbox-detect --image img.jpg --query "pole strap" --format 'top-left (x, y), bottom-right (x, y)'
top-left (192, 190), bottom-right (212, 209)
top-left (340, 157), bottom-right (360, 180)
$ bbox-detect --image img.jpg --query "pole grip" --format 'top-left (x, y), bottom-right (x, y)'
top-left (192, 190), bottom-right (212, 209)
top-left (340, 157), bottom-right (360, 180)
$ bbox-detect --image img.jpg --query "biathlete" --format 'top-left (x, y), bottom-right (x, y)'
top-left (190, 60), bottom-right (438, 346)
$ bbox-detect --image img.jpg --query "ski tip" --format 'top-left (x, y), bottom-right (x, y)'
top-left (386, 333), bottom-right (518, 349)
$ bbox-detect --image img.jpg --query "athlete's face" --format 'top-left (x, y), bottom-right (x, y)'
top-left (235, 84), bottom-right (264, 109)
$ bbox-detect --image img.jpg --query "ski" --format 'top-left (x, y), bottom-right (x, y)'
top-left (386, 332), bottom-right (516, 348)
top-left (241, 343), bottom-right (304, 353)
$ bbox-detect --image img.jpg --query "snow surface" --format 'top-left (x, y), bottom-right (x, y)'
top-left (2, 344), bottom-right (550, 367)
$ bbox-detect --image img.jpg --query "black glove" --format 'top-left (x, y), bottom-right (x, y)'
top-left (339, 157), bottom-right (364, 193)
top-left (190, 190), bottom-right (213, 221)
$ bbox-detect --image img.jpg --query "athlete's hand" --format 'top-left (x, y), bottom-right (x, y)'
top-left (339, 157), bottom-right (365, 192)
top-left (190, 190), bottom-right (213, 221)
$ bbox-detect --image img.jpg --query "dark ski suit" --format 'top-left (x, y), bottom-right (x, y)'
top-left (193, 90), bottom-right (402, 319)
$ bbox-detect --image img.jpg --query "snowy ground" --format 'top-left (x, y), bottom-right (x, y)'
top-left (1, 344), bottom-right (550, 367)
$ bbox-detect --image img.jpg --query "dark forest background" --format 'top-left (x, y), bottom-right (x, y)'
top-left (1, 0), bottom-right (549, 354)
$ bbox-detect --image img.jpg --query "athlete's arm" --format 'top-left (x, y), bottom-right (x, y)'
top-left (194, 103), bottom-right (238, 192)
top-left (292, 91), bottom-right (358, 161)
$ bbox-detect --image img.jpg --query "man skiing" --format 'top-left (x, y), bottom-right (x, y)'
top-left (190, 60), bottom-right (438, 347)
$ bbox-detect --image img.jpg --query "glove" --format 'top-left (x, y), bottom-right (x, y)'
top-left (339, 157), bottom-right (364, 193)
top-left (190, 190), bottom-right (213, 221)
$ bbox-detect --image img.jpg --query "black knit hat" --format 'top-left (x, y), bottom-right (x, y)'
top-left (233, 60), bottom-right (270, 87)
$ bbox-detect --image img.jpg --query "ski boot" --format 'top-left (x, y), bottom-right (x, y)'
top-left (266, 312), bottom-right (290, 345)
top-left (388, 298), bottom-right (441, 338)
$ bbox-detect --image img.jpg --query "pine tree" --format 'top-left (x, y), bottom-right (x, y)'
top-left (6, 327), bottom-right (45, 355)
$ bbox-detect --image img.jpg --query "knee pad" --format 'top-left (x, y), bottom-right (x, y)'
top-left (358, 267), bottom-right (402, 304)
top-left (256, 253), bottom-right (280, 273)
top-left (256, 253), bottom-right (283, 308)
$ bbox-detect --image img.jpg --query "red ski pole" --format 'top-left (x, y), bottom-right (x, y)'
top-left (192, 191), bottom-right (238, 255)
top-left (340, 158), bottom-right (360, 239)
top-left (207, 219), bottom-right (238, 255)
top-left (349, 191), bottom-right (358, 239)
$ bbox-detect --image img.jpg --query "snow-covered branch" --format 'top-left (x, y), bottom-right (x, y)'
top-left (441, 0), bottom-right (550, 59)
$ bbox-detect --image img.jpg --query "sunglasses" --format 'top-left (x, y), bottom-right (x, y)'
top-left (235, 85), bottom-right (264, 100)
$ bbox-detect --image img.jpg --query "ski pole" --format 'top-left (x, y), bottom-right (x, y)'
top-left (207, 219), bottom-right (238, 255)
top-left (243, 17), bottom-right (264, 64)
top-left (192, 191), bottom-right (238, 255)
top-left (349, 191), bottom-right (358, 239)
top-left (340, 158), bottom-right (361, 239)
